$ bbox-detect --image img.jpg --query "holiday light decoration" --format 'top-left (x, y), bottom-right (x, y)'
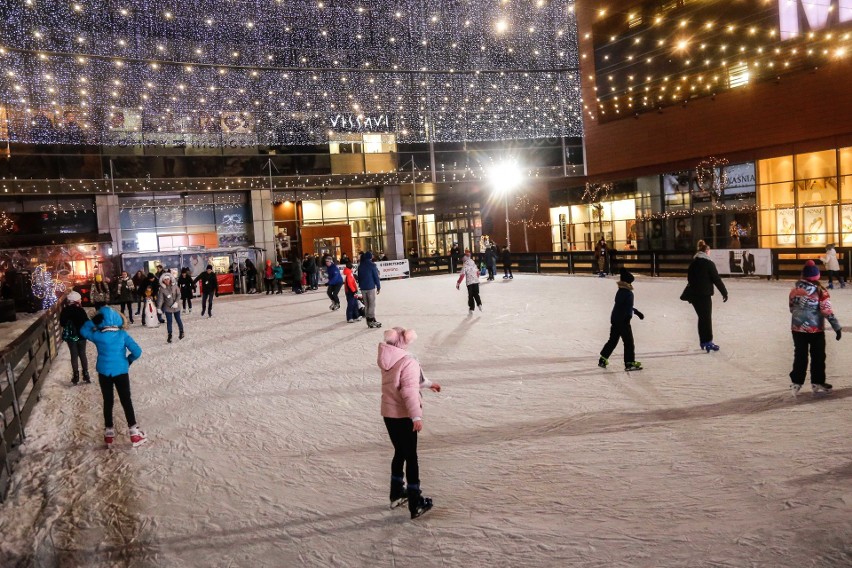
top-left (0, 0), bottom-right (582, 146)
top-left (588, 0), bottom-right (852, 120)
top-left (31, 264), bottom-right (65, 309)
top-left (694, 157), bottom-right (730, 197)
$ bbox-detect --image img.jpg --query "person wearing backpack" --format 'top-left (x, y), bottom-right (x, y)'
top-left (59, 291), bottom-right (91, 384)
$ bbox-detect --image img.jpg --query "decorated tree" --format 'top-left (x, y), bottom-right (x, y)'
top-left (694, 157), bottom-right (729, 249)
top-left (510, 193), bottom-right (546, 252)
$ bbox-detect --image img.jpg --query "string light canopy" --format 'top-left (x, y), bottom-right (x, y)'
top-left (0, 0), bottom-right (582, 146)
top-left (588, 0), bottom-right (852, 121)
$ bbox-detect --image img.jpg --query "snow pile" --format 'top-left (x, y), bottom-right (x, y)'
top-left (1, 275), bottom-right (850, 567)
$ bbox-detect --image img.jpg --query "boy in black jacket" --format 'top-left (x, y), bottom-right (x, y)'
top-left (598, 268), bottom-right (644, 371)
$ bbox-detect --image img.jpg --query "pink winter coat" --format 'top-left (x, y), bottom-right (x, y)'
top-left (379, 343), bottom-right (424, 420)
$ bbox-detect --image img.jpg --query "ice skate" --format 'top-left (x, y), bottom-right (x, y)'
top-left (104, 427), bottom-right (115, 448)
top-left (129, 426), bottom-right (148, 447)
top-left (389, 478), bottom-right (407, 509)
top-left (167, 333), bottom-right (173, 343)
top-left (828, 282), bottom-right (834, 289)
top-left (189, 308), bottom-right (192, 314)
top-left (701, 342), bottom-right (720, 352)
top-left (812, 383), bottom-right (833, 394)
top-left (179, 330), bottom-right (185, 340)
top-left (598, 356), bottom-right (608, 369)
top-left (790, 383), bottom-right (802, 397)
top-left (82, 370), bottom-right (91, 384)
top-left (71, 371), bottom-right (80, 385)
top-left (407, 487), bottom-right (433, 519)
top-left (468, 309), bottom-right (474, 316)
top-left (624, 361), bottom-right (643, 371)
top-left (478, 305), bottom-right (483, 312)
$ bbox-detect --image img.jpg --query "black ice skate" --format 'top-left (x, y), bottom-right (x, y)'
top-left (407, 487), bottom-right (433, 520)
top-left (598, 356), bottom-right (608, 369)
top-left (82, 370), bottom-right (91, 383)
top-left (812, 383), bottom-right (833, 394)
top-left (389, 478), bottom-right (407, 509)
top-left (624, 361), bottom-right (643, 372)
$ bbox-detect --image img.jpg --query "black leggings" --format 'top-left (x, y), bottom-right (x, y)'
top-left (119, 302), bottom-right (134, 320)
top-left (327, 283), bottom-right (342, 305)
top-left (384, 417), bottom-right (419, 486)
top-left (790, 331), bottom-right (826, 385)
top-left (66, 339), bottom-right (89, 375)
top-left (691, 295), bottom-right (714, 344)
top-left (182, 297), bottom-right (192, 310)
top-left (466, 283), bottom-right (481, 309)
top-left (98, 373), bottom-right (137, 429)
top-left (600, 322), bottom-right (635, 363)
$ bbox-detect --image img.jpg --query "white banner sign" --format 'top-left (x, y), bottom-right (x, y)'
top-left (708, 249), bottom-right (772, 277)
top-left (376, 259), bottom-right (410, 280)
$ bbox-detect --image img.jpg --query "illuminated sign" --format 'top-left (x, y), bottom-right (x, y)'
top-left (329, 114), bottom-right (390, 131)
top-left (779, 0), bottom-right (852, 40)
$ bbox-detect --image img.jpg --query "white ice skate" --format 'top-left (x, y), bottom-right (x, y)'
top-left (104, 427), bottom-right (115, 448)
top-left (129, 426), bottom-right (148, 447)
top-left (790, 383), bottom-right (802, 398)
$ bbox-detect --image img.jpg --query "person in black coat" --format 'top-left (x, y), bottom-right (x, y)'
top-left (132, 270), bottom-right (146, 315)
top-left (303, 254), bottom-right (317, 290)
top-left (501, 246), bottom-right (513, 279)
top-left (59, 291), bottom-right (91, 384)
top-left (194, 265), bottom-right (219, 317)
top-left (244, 259), bottom-right (258, 294)
top-left (178, 268), bottom-right (195, 313)
top-left (291, 253), bottom-right (304, 294)
top-left (598, 268), bottom-right (644, 371)
top-left (686, 240), bottom-right (728, 352)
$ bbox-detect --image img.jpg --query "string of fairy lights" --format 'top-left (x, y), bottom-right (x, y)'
top-left (586, 1), bottom-right (852, 120)
top-left (0, 0), bottom-right (583, 145)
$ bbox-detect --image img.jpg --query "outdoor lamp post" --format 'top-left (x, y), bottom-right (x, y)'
top-left (490, 163), bottom-right (523, 251)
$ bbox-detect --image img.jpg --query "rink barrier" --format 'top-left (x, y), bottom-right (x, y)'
top-left (408, 248), bottom-right (848, 281)
top-left (0, 295), bottom-right (65, 503)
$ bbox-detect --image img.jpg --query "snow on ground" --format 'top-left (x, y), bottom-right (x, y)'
top-left (0, 311), bottom-right (43, 352)
top-left (1, 274), bottom-right (850, 567)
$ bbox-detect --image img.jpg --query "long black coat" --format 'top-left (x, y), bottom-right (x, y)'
top-left (687, 254), bottom-right (728, 298)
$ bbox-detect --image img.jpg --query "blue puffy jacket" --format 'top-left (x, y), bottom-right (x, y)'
top-left (79, 307), bottom-right (142, 377)
top-left (357, 254), bottom-right (381, 291)
top-left (326, 262), bottom-right (343, 286)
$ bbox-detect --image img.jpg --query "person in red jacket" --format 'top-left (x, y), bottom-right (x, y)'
top-left (379, 327), bottom-right (441, 519)
top-left (343, 261), bottom-right (361, 322)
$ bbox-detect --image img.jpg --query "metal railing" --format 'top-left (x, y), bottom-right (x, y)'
top-left (0, 297), bottom-right (65, 502)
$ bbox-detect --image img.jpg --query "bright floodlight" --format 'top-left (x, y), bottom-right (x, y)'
top-left (489, 162), bottom-right (523, 192)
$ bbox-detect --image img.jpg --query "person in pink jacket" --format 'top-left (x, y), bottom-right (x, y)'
top-left (379, 327), bottom-right (441, 519)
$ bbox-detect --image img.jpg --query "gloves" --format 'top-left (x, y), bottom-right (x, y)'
top-left (634, 309), bottom-right (645, 320)
top-left (92, 313), bottom-right (104, 326)
top-left (723, 295), bottom-right (728, 303)
top-left (836, 329), bottom-right (842, 341)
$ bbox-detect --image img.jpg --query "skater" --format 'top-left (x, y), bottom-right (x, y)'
top-left (132, 270), bottom-right (146, 315)
top-left (343, 261), bottom-right (361, 323)
top-left (325, 256), bottom-right (343, 311)
top-left (114, 271), bottom-right (135, 324)
top-left (59, 291), bottom-right (91, 384)
top-left (290, 252), bottom-right (304, 294)
top-left (484, 245), bottom-right (498, 281)
top-left (263, 259), bottom-right (275, 294)
top-left (157, 273), bottom-right (184, 343)
top-left (686, 240), bottom-right (728, 352)
top-left (822, 244), bottom-right (845, 289)
top-left (788, 260), bottom-right (842, 396)
top-left (378, 327), bottom-right (441, 519)
top-left (594, 237), bottom-right (608, 277)
top-left (245, 259), bottom-right (258, 294)
top-left (456, 254), bottom-right (482, 314)
top-left (79, 306), bottom-right (146, 448)
top-left (273, 262), bottom-right (284, 294)
top-left (178, 267), bottom-right (194, 313)
top-left (90, 274), bottom-right (110, 308)
top-left (501, 246), bottom-right (513, 279)
top-left (194, 264), bottom-right (218, 317)
top-left (358, 251), bottom-right (382, 328)
top-left (598, 268), bottom-right (644, 371)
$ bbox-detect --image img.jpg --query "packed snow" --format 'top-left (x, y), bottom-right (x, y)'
top-left (1, 274), bottom-right (850, 567)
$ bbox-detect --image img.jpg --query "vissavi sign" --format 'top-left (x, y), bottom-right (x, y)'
top-left (779, 0), bottom-right (852, 40)
top-left (329, 114), bottom-right (390, 131)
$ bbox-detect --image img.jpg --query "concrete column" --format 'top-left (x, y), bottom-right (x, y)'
top-left (382, 186), bottom-right (404, 260)
top-left (95, 194), bottom-right (121, 254)
top-left (250, 189), bottom-right (276, 263)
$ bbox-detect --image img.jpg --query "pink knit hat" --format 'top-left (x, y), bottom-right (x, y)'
top-left (383, 327), bottom-right (417, 349)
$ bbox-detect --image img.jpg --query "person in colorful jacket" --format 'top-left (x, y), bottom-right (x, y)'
top-left (455, 253), bottom-right (482, 314)
top-left (272, 262), bottom-right (284, 294)
top-left (343, 261), bottom-right (360, 322)
top-left (79, 306), bottom-right (146, 448)
top-left (90, 274), bottom-right (111, 308)
top-left (788, 260), bottom-right (842, 396)
top-left (156, 273), bottom-right (184, 343)
top-left (325, 256), bottom-right (344, 311)
top-left (378, 327), bottom-right (441, 519)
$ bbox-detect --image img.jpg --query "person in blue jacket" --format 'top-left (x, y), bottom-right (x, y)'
top-left (324, 256), bottom-right (344, 311)
top-left (598, 268), bottom-right (644, 372)
top-left (357, 251), bottom-right (382, 328)
top-left (79, 306), bottom-right (147, 448)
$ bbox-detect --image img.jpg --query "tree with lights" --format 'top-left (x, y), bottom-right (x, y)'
top-left (694, 157), bottom-right (729, 249)
top-left (511, 193), bottom-right (543, 253)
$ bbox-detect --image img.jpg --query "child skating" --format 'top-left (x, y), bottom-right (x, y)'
top-left (79, 306), bottom-right (147, 448)
top-left (788, 260), bottom-right (842, 396)
top-left (378, 327), bottom-right (441, 519)
top-left (456, 253), bottom-right (482, 315)
top-left (598, 268), bottom-right (645, 371)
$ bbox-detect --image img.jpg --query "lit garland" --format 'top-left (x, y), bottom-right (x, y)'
top-left (587, 2), bottom-right (852, 120)
top-left (31, 264), bottom-right (65, 309)
top-left (0, 209), bottom-right (14, 232)
top-left (582, 181), bottom-right (613, 203)
top-left (694, 157), bottom-right (729, 197)
top-left (0, 0), bottom-right (582, 145)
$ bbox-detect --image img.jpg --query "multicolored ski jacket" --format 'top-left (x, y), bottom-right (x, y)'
top-left (789, 279), bottom-right (842, 333)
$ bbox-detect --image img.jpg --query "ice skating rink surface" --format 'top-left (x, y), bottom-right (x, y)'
top-left (1, 274), bottom-right (850, 567)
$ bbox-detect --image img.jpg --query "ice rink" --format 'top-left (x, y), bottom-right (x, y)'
top-left (1, 273), bottom-right (850, 567)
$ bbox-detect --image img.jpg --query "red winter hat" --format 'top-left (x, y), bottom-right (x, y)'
top-left (802, 260), bottom-right (820, 281)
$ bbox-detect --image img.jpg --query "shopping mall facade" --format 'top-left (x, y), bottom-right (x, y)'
top-left (2, 0), bottom-right (852, 278)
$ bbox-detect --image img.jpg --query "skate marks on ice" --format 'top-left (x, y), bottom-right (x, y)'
top-left (422, 349), bottom-right (705, 372)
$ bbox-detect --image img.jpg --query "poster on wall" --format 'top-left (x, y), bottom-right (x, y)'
top-left (842, 204), bottom-right (852, 244)
top-left (802, 206), bottom-right (827, 245)
top-left (775, 208), bottom-right (796, 245)
top-left (376, 259), bottom-right (410, 280)
top-left (708, 249), bottom-right (772, 277)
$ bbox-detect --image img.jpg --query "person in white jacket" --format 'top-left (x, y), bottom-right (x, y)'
top-left (822, 244), bottom-right (845, 290)
top-left (156, 273), bottom-right (185, 343)
top-left (455, 253), bottom-right (482, 315)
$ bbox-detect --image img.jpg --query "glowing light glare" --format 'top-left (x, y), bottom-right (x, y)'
top-left (495, 20), bottom-right (509, 33)
top-left (489, 162), bottom-right (524, 192)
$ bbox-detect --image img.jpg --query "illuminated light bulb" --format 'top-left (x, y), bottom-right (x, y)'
top-left (495, 20), bottom-right (508, 33)
top-left (164, 11), bottom-right (173, 19)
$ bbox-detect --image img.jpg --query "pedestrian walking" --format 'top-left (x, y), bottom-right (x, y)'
top-left (325, 256), bottom-right (343, 311)
top-left (79, 306), bottom-right (146, 448)
top-left (788, 260), bottom-right (842, 396)
top-left (455, 254), bottom-right (482, 315)
top-left (357, 251), bottom-right (382, 328)
top-left (378, 327), bottom-right (441, 519)
top-left (178, 267), bottom-right (194, 313)
top-left (684, 240), bottom-right (728, 352)
top-left (59, 291), bottom-right (91, 384)
top-left (194, 264), bottom-right (218, 317)
top-left (598, 268), bottom-right (644, 371)
top-left (156, 273), bottom-right (185, 343)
